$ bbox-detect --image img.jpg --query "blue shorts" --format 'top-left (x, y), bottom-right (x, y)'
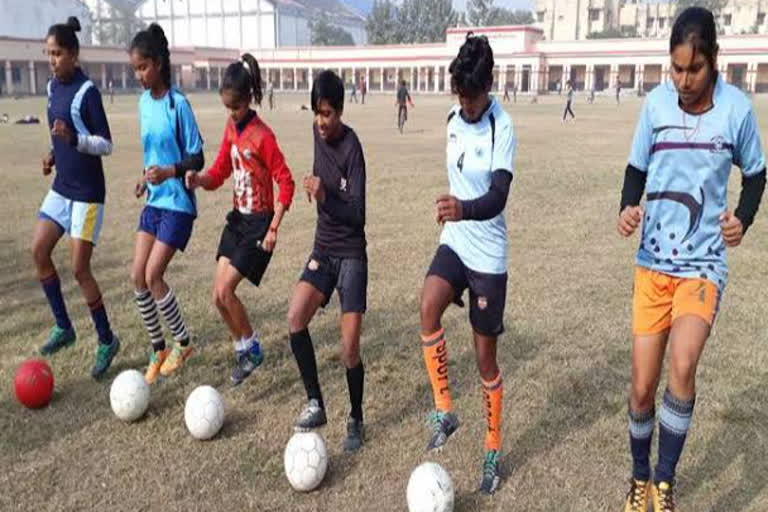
top-left (39, 189), bottom-right (105, 245)
top-left (138, 205), bottom-right (195, 251)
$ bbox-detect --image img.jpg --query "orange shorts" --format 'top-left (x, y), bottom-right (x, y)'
top-left (632, 266), bottom-right (720, 336)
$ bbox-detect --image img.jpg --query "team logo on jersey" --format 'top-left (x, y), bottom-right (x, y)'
top-left (477, 296), bottom-right (488, 310)
top-left (709, 136), bottom-right (727, 153)
top-left (340, 178), bottom-right (347, 192)
top-left (308, 259), bottom-right (319, 271)
top-left (243, 148), bottom-right (253, 160)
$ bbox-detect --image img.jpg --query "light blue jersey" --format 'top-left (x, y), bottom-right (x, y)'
top-left (440, 97), bottom-right (516, 275)
top-left (629, 76), bottom-right (765, 291)
top-left (139, 88), bottom-right (203, 216)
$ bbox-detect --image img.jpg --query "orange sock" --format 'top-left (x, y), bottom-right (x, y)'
top-left (421, 328), bottom-right (452, 412)
top-left (482, 372), bottom-right (503, 452)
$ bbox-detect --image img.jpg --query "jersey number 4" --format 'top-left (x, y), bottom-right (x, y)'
top-left (457, 152), bottom-right (465, 172)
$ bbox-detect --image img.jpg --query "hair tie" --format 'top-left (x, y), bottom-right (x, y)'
top-left (241, 58), bottom-right (252, 78)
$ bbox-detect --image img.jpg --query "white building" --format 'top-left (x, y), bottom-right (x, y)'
top-left (85, 0), bottom-right (367, 49)
top-left (535, 0), bottom-right (768, 41)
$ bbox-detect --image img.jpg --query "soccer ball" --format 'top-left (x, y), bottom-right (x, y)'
top-left (109, 369), bottom-right (150, 422)
top-left (184, 385), bottom-right (224, 440)
top-left (407, 462), bottom-right (454, 512)
top-left (284, 431), bottom-right (328, 491)
top-left (14, 359), bottom-right (54, 409)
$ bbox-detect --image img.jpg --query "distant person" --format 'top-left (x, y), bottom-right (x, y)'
top-left (108, 79), bottom-right (114, 104)
top-left (616, 81), bottom-right (622, 105)
top-left (588, 88), bottom-right (596, 104)
top-left (360, 80), bottom-right (367, 104)
top-left (562, 80), bottom-right (575, 122)
top-left (350, 81), bottom-right (358, 103)
top-left (503, 83), bottom-right (510, 102)
top-left (513, 83), bottom-right (517, 103)
top-left (395, 79), bottom-right (414, 134)
top-left (268, 82), bottom-right (275, 111)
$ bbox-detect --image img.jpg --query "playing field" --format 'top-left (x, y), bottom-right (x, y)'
top-left (1, 90), bottom-right (767, 511)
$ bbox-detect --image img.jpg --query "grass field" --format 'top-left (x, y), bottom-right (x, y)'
top-left (1, 90), bottom-right (768, 511)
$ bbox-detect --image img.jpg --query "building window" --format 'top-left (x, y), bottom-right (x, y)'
top-left (647, 17), bottom-right (655, 29)
top-left (724, 14), bottom-right (732, 26)
top-left (537, 10), bottom-right (545, 22)
top-left (11, 67), bottom-right (21, 83)
top-left (589, 9), bottom-right (600, 21)
top-left (758, 12), bottom-right (766, 25)
top-left (658, 17), bottom-right (666, 29)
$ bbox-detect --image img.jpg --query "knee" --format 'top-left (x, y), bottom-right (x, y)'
top-left (669, 357), bottom-right (697, 390)
top-left (420, 297), bottom-right (442, 334)
top-left (145, 266), bottom-right (164, 292)
top-left (212, 287), bottom-right (224, 310)
top-left (32, 242), bottom-right (51, 269)
top-left (72, 263), bottom-right (92, 284)
top-left (130, 266), bottom-right (146, 290)
top-left (287, 306), bottom-right (306, 334)
top-left (214, 283), bottom-right (234, 309)
top-left (630, 381), bottom-right (657, 411)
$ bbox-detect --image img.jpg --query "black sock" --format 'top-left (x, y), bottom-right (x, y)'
top-left (346, 362), bottom-right (365, 422)
top-left (290, 329), bottom-right (324, 409)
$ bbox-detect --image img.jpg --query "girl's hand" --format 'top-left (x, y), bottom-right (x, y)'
top-left (262, 227), bottom-right (277, 252)
top-left (436, 194), bottom-right (462, 223)
top-left (618, 206), bottom-right (643, 237)
top-left (42, 153), bottom-right (54, 176)
top-left (51, 119), bottom-right (74, 144)
top-left (145, 165), bottom-right (174, 185)
top-left (720, 211), bottom-right (744, 247)
top-left (185, 170), bottom-right (200, 190)
top-left (303, 175), bottom-right (325, 203)
top-left (135, 176), bottom-right (147, 198)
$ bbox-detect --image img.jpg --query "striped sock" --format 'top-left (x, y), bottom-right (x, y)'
top-left (628, 406), bottom-right (655, 481)
top-left (655, 389), bottom-right (695, 484)
top-left (482, 372), bottom-right (503, 452)
top-left (40, 272), bottom-right (72, 330)
top-left (87, 296), bottom-right (113, 345)
top-left (135, 289), bottom-right (165, 352)
top-left (157, 289), bottom-right (190, 346)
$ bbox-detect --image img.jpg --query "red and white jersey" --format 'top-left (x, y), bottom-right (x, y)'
top-left (205, 112), bottom-right (295, 214)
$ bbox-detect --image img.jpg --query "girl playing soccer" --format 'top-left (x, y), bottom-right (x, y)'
top-left (619, 8), bottom-right (765, 511)
top-left (419, 34), bottom-right (516, 495)
top-left (33, 17), bottom-right (120, 380)
top-left (129, 24), bottom-right (205, 384)
top-left (286, 70), bottom-right (368, 453)
top-left (187, 54), bottom-right (294, 385)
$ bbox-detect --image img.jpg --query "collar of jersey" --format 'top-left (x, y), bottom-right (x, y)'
top-left (54, 67), bottom-right (85, 86)
top-left (459, 97), bottom-right (495, 124)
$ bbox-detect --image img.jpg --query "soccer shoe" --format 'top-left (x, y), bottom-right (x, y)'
top-left (425, 410), bottom-right (460, 452)
top-left (145, 348), bottom-right (170, 384)
top-left (294, 398), bottom-right (328, 432)
top-left (623, 478), bottom-right (650, 512)
top-left (91, 335), bottom-right (120, 380)
top-left (230, 342), bottom-right (264, 386)
top-left (40, 326), bottom-right (76, 355)
top-left (159, 342), bottom-right (193, 377)
top-left (343, 416), bottom-right (365, 453)
top-left (479, 450), bottom-right (501, 495)
top-left (651, 481), bottom-right (676, 512)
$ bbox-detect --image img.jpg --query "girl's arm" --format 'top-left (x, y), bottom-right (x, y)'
top-left (187, 130), bottom-right (232, 191)
top-left (260, 131), bottom-right (295, 252)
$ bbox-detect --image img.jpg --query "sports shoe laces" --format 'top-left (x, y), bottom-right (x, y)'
top-left (627, 479), bottom-right (645, 507)
top-left (657, 482), bottom-right (675, 511)
top-left (483, 451), bottom-right (499, 479)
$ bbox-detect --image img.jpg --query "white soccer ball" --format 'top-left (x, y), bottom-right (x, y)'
top-left (284, 431), bottom-right (328, 492)
top-left (184, 385), bottom-right (224, 440)
top-left (109, 369), bottom-right (150, 422)
top-left (407, 462), bottom-right (454, 512)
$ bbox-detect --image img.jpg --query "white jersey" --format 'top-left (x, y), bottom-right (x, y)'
top-left (440, 97), bottom-right (516, 274)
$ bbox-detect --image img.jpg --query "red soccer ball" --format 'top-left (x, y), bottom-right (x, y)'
top-left (14, 359), bottom-right (54, 409)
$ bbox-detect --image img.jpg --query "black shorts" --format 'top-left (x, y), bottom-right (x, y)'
top-left (299, 250), bottom-right (367, 313)
top-left (216, 210), bottom-right (273, 286)
top-left (426, 244), bottom-right (507, 336)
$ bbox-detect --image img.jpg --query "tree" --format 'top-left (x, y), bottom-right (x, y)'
top-left (366, 0), bottom-right (458, 44)
top-left (467, 0), bottom-right (494, 26)
top-left (488, 8), bottom-right (535, 26)
top-left (91, 4), bottom-right (146, 48)
top-left (673, 0), bottom-right (728, 18)
top-left (366, 0), bottom-right (400, 44)
top-left (587, 26), bottom-right (639, 39)
top-left (311, 15), bottom-right (355, 46)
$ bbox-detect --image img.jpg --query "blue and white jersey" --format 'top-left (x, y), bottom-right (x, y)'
top-left (440, 97), bottom-right (516, 275)
top-left (629, 75), bottom-right (765, 291)
top-left (47, 68), bottom-right (112, 203)
top-left (139, 88), bottom-right (203, 216)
